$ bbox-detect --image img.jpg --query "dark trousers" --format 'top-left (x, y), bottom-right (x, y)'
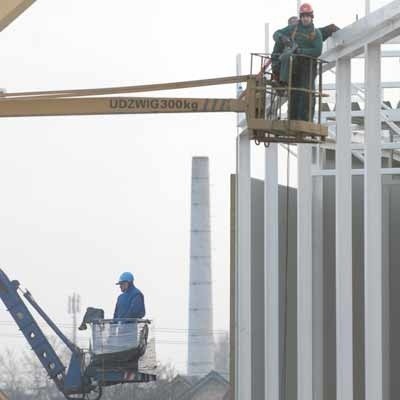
top-left (288, 58), bottom-right (317, 122)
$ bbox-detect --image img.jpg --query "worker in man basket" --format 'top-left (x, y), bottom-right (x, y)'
top-left (111, 272), bottom-right (146, 350)
top-left (114, 271), bottom-right (145, 319)
top-left (273, 3), bottom-right (322, 122)
top-left (77, 271), bottom-right (145, 336)
top-left (271, 16), bottom-right (299, 82)
top-left (272, 18), bottom-right (339, 81)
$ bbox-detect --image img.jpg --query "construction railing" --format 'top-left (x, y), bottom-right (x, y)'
top-left (246, 52), bottom-right (328, 144)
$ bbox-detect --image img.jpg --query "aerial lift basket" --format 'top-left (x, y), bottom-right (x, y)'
top-left (246, 53), bottom-right (328, 144)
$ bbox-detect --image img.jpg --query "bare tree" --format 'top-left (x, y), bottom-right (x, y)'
top-left (0, 348), bottom-right (29, 400)
top-left (22, 344), bottom-right (67, 400)
top-left (214, 331), bottom-right (230, 380)
top-left (156, 362), bottom-right (176, 381)
top-left (101, 362), bottom-right (176, 400)
top-left (0, 344), bottom-right (178, 400)
top-left (0, 337), bottom-right (68, 400)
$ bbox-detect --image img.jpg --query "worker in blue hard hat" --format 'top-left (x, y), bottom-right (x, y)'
top-left (77, 272), bottom-right (145, 331)
top-left (113, 272), bottom-right (145, 319)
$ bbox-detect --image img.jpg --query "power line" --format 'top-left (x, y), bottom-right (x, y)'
top-left (0, 333), bottom-right (195, 345)
top-left (0, 320), bottom-right (228, 334)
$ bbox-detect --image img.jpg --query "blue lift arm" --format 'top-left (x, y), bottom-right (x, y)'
top-left (0, 268), bottom-right (67, 390)
top-left (0, 268), bottom-right (156, 400)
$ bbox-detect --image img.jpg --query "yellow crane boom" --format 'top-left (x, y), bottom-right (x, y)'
top-left (0, 0), bottom-right (36, 32)
top-left (0, 75), bottom-right (251, 118)
top-left (0, 74), bottom-right (327, 143)
top-left (2, 75), bottom-right (253, 99)
top-left (0, 96), bottom-right (247, 118)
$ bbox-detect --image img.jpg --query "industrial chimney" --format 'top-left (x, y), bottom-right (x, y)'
top-left (187, 157), bottom-right (214, 376)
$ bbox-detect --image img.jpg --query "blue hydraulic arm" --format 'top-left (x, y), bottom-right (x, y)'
top-left (23, 285), bottom-right (78, 354)
top-left (0, 268), bottom-right (66, 390)
top-left (0, 268), bottom-right (155, 400)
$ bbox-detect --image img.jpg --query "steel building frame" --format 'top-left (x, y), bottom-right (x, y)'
top-left (235, 1), bottom-right (400, 399)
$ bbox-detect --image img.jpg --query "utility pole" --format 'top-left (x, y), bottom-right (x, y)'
top-left (68, 293), bottom-right (81, 345)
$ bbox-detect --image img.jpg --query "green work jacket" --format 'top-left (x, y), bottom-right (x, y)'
top-left (273, 21), bottom-right (322, 58)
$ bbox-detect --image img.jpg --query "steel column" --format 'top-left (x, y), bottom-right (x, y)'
top-left (265, 142), bottom-right (279, 400)
top-left (364, 43), bottom-right (383, 400)
top-left (297, 144), bottom-right (313, 400)
top-left (263, 21), bottom-right (280, 400)
top-left (312, 151), bottom-right (324, 400)
top-left (335, 56), bottom-right (354, 400)
top-left (235, 130), bottom-right (252, 400)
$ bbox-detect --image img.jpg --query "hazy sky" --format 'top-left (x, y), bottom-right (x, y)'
top-left (0, 0), bottom-right (394, 374)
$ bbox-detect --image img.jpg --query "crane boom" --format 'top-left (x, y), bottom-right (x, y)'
top-left (0, 96), bottom-right (247, 118)
top-left (0, 72), bottom-right (327, 143)
top-left (0, 74), bottom-right (249, 118)
top-left (0, 0), bottom-right (35, 32)
top-left (2, 75), bottom-right (254, 99)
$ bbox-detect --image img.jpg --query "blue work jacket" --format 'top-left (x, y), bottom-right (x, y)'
top-left (113, 285), bottom-right (145, 319)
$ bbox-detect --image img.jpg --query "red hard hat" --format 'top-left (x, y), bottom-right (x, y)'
top-left (299, 3), bottom-right (313, 15)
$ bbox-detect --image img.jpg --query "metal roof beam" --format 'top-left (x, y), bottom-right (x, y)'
top-left (322, 109), bottom-right (400, 119)
top-left (356, 50), bottom-right (400, 57)
top-left (323, 0), bottom-right (400, 62)
top-left (324, 81), bottom-right (400, 90)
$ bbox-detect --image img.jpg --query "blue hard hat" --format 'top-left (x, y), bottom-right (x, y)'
top-left (116, 272), bottom-right (134, 284)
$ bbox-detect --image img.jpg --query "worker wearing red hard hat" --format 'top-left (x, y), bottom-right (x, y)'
top-left (298, 3), bottom-right (340, 41)
top-left (273, 3), bottom-right (322, 121)
top-left (299, 2), bottom-right (314, 16)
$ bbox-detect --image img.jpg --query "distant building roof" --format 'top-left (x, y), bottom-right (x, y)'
top-left (182, 375), bottom-right (201, 386)
top-left (165, 375), bottom-right (194, 399)
top-left (160, 370), bottom-right (230, 400)
top-left (176, 370), bottom-right (229, 400)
